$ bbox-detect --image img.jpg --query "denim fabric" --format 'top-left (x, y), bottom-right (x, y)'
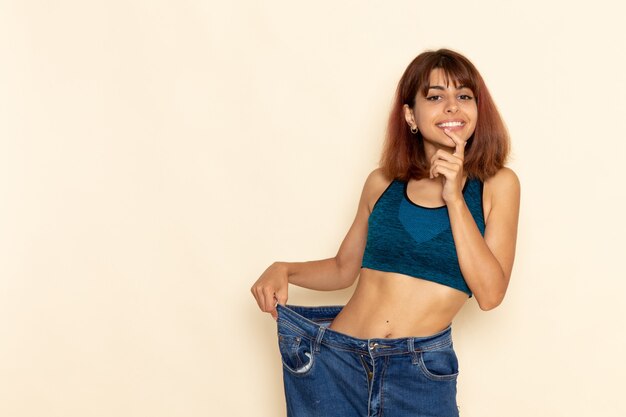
top-left (276, 304), bottom-right (459, 417)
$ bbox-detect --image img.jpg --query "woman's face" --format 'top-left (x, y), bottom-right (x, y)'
top-left (404, 68), bottom-right (478, 149)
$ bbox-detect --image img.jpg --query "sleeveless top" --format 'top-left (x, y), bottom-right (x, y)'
top-left (361, 177), bottom-right (486, 297)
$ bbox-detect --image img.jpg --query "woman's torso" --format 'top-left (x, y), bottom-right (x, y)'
top-left (328, 174), bottom-right (493, 339)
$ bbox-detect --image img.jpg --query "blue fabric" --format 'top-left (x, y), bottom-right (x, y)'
top-left (277, 304), bottom-right (459, 417)
top-left (361, 177), bottom-right (486, 297)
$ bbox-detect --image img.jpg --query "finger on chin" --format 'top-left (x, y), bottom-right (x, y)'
top-left (443, 128), bottom-right (462, 142)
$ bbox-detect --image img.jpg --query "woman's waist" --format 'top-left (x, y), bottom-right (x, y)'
top-left (328, 269), bottom-right (467, 339)
top-left (276, 304), bottom-right (453, 355)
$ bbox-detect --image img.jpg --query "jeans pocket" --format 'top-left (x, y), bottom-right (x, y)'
top-left (417, 344), bottom-right (459, 381)
top-left (278, 333), bottom-right (315, 376)
top-left (276, 319), bottom-right (315, 376)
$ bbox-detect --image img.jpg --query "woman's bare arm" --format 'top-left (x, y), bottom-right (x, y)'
top-left (429, 128), bottom-right (521, 311)
top-left (447, 167), bottom-right (521, 310)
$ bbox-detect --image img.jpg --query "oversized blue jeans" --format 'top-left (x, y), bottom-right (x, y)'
top-left (277, 304), bottom-right (459, 417)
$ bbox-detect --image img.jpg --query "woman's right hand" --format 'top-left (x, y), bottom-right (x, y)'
top-left (250, 262), bottom-right (289, 320)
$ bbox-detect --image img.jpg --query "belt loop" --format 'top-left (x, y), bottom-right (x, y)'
top-left (314, 326), bottom-right (326, 353)
top-left (408, 338), bottom-right (419, 364)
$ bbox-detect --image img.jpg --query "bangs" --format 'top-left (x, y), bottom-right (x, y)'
top-left (417, 55), bottom-right (479, 98)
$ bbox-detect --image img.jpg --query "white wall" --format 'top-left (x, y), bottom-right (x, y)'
top-left (1, 1), bottom-right (624, 416)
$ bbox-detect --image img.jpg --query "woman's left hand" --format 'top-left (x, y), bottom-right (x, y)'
top-left (429, 128), bottom-right (467, 205)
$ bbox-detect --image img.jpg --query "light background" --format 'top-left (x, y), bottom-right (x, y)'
top-left (1, 1), bottom-right (625, 416)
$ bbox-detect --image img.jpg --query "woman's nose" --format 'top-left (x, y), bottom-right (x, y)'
top-left (445, 103), bottom-right (458, 113)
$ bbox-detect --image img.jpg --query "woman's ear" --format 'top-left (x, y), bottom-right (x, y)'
top-left (403, 104), bottom-right (416, 128)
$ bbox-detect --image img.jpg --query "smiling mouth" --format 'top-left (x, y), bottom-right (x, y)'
top-left (436, 121), bottom-right (465, 128)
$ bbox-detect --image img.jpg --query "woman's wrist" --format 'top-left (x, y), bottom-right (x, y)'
top-left (444, 194), bottom-right (466, 209)
top-left (272, 261), bottom-right (290, 278)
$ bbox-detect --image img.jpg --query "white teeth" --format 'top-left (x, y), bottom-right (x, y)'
top-left (437, 121), bottom-right (464, 127)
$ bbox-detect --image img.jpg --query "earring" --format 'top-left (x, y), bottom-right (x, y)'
top-left (410, 125), bottom-right (418, 134)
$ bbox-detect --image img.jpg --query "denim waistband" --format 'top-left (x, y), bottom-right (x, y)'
top-left (276, 304), bottom-right (453, 356)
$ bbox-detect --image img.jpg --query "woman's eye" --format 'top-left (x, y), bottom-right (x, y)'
top-left (426, 95), bottom-right (441, 101)
top-left (459, 94), bottom-right (474, 100)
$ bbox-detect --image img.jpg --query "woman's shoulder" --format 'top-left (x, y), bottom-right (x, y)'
top-left (483, 167), bottom-right (521, 218)
top-left (483, 167), bottom-right (520, 191)
top-left (362, 168), bottom-right (395, 212)
top-left (364, 167), bottom-right (395, 191)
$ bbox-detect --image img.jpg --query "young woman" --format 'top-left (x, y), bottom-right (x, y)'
top-left (251, 48), bottom-right (520, 417)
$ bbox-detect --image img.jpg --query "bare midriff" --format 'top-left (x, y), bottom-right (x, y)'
top-left (328, 268), bottom-right (469, 339)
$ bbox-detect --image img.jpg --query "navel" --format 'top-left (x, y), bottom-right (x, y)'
top-left (384, 320), bottom-right (392, 338)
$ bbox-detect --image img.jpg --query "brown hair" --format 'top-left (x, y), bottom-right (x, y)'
top-left (379, 49), bottom-right (510, 182)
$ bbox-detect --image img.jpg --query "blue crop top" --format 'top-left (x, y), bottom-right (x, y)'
top-left (361, 177), bottom-right (486, 297)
